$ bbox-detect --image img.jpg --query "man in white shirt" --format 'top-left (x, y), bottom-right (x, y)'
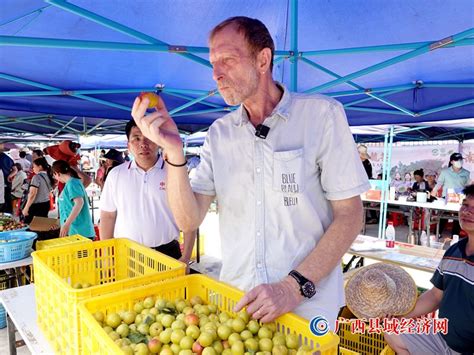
top-left (99, 120), bottom-right (196, 261)
top-left (131, 16), bottom-right (369, 326)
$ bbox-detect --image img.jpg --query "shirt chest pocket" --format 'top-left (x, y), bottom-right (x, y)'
top-left (272, 148), bottom-right (305, 193)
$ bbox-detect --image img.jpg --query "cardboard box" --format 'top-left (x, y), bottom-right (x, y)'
top-left (29, 217), bottom-right (60, 232)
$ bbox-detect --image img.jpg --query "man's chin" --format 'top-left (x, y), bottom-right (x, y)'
top-left (220, 93), bottom-right (241, 106)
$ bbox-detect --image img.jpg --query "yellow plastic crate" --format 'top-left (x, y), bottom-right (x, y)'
top-left (36, 234), bottom-right (92, 250)
top-left (337, 321), bottom-right (387, 355)
top-left (32, 238), bottom-right (185, 354)
top-left (339, 347), bottom-right (360, 355)
top-left (380, 345), bottom-right (395, 355)
top-left (78, 274), bottom-right (340, 355)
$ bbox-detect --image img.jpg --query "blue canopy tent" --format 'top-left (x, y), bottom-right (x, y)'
top-left (0, 0), bottom-right (473, 139)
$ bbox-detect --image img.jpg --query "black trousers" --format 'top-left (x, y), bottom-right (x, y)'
top-left (152, 240), bottom-right (182, 260)
top-left (24, 201), bottom-right (50, 224)
top-left (1, 185), bottom-right (12, 213)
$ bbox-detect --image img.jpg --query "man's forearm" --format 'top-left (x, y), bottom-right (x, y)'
top-left (181, 230), bottom-right (197, 261)
top-left (404, 288), bottom-right (441, 318)
top-left (297, 197), bottom-right (363, 285)
top-left (99, 215), bottom-right (115, 240)
top-left (165, 151), bottom-right (203, 232)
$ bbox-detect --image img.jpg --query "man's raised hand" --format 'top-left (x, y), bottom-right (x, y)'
top-left (131, 94), bottom-right (183, 155)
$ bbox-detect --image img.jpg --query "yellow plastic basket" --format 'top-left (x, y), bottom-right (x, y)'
top-left (337, 321), bottom-right (387, 355)
top-left (36, 234), bottom-right (92, 250)
top-left (78, 274), bottom-right (340, 355)
top-left (339, 347), bottom-right (361, 355)
top-left (380, 345), bottom-right (395, 355)
top-left (32, 238), bottom-right (185, 354)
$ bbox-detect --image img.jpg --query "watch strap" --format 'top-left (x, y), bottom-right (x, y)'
top-left (289, 270), bottom-right (305, 282)
top-left (288, 270), bottom-right (316, 298)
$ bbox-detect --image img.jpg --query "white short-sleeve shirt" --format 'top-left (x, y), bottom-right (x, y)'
top-left (191, 84), bottom-right (370, 324)
top-left (100, 157), bottom-right (179, 247)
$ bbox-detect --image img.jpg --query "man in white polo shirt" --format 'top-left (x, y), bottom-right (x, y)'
top-left (99, 119), bottom-right (195, 260)
top-left (131, 17), bottom-right (370, 327)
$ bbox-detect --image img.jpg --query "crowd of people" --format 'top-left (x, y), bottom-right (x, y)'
top-left (0, 145), bottom-right (97, 239)
top-left (359, 145), bottom-right (470, 199)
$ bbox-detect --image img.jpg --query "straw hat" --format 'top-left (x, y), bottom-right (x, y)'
top-left (345, 263), bottom-right (417, 319)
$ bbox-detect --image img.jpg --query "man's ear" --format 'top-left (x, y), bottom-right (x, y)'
top-left (257, 47), bottom-right (272, 73)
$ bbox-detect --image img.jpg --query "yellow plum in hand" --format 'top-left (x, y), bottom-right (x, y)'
top-left (139, 92), bottom-right (159, 108)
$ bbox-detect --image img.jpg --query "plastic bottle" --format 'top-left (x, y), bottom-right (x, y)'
top-left (450, 234), bottom-right (459, 247)
top-left (408, 232), bottom-right (416, 245)
top-left (420, 231), bottom-right (428, 246)
top-left (385, 222), bottom-right (395, 248)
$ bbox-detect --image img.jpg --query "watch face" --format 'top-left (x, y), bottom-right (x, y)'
top-left (302, 281), bottom-right (316, 298)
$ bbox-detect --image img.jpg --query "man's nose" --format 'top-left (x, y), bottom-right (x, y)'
top-left (212, 64), bottom-right (223, 82)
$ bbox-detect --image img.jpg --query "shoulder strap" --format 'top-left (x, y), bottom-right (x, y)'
top-left (37, 172), bottom-right (52, 191)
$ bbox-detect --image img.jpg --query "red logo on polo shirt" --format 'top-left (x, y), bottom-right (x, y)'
top-left (159, 181), bottom-right (166, 190)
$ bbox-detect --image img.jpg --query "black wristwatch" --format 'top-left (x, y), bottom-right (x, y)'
top-left (288, 270), bottom-right (317, 298)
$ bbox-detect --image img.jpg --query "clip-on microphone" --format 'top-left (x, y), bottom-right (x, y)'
top-left (255, 124), bottom-right (270, 139)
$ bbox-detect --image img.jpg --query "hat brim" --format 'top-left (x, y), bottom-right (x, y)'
top-left (345, 263), bottom-right (417, 319)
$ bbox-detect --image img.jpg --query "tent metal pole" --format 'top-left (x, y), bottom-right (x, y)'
top-left (384, 127), bottom-right (395, 237)
top-left (432, 130), bottom-right (474, 141)
top-left (423, 83), bottom-right (474, 88)
top-left (329, 84), bottom-right (415, 98)
top-left (289, 0), bottom-right (298, 91)
top-left (171, 107), bottom-right (232, 117)
top-left (51, 117), bottom-right (77, 138)
top-left (50, 119), bottom-right (82, 133)
top-left (164, 92), bottom-right (223, 109)
top-left (0, 116), bottom-right (50, 122)
top-left (394, 126), bottom-right (430, 134)
top-left (169, 90), bottom-right (218, 115)
top-left (0, 88), bottom-right (159, 97)
top-left (300, 57), bottom-right (415, 115)
top-left (45, 0), bottom-right (211, 68)
top-left (274, 51), bottom-right (292, 56)
top-left (3, 118), bottom-right (60, 131)
top-left (6, 35), bottom-right (469, 58)
top-left (0, 35), bottom-right (208, 54)
top-left (304, 28), bottom-right (474, 93)
top-left (274, 56), bottom-right (287, 65)
top-left (0, 124), bottom-right (35, 134)
top-left (86, 120), bottom-right (109, 135)
top-left (378, 131), bottom-right (389, 239)
top-left (0, 73), bottom-right (131, 111)
top-left (345, 107), bottom-right (409, 115)
top-left (344, 89), bottom-right (409, 107)
top-left (301, 38), bottom-right (473, 56)
top-left (418, 98), bottom-right (474, 116)
top-left (162, 88), bottom-right (213, 96)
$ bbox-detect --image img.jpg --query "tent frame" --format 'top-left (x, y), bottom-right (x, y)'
top-left (0, 0), bottom-right (472, 136)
